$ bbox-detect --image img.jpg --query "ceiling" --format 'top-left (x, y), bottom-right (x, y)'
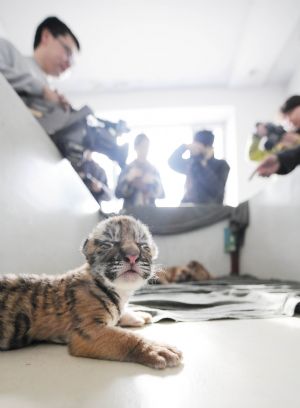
top-left (1, 0), bottom-right (300, 94)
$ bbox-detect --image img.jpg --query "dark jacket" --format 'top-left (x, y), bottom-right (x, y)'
top-left (168, 144), bottom-right (230, 204)
top-left (277, 145), bottom-right (300, 174)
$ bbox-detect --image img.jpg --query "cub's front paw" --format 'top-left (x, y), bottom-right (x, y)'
top-left (127, 340), bottom-right (183, 369)
top-left (119, 310), bottom-right (152, 327)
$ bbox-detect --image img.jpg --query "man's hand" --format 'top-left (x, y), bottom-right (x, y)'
top-left (126, 167), bottom-right (143, 182)
top-left (254, 155), bottom-right (280, 178)
top-left (91, 180), bottom-right (103, 193)
top-left (255, 123), bottom-right (268, 138)
top-left (57, 92), bottom-right (71, 111)
top-left (42, 86), bottom-right (71, 110)
top-left (280, 132), bottom-right (300, 147)
top-left (42, 86), bottom-right (61, 104)
top-left (143, 173), bottom-right (155, 184)
top-left (187, 143), bottom-right (205, 156)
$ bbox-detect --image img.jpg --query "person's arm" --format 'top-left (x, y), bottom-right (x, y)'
top-left (254, 155), bottom-right (280, 177)
top-left (255, 146), bottom-right (300, 177)
top-left (100, 168), bottom-right (113, 201)
top-left (248, 135), bottom-right (270, 161)
top-left (94, 168), bottom-right (113, 201)
top-left (0, 38), bottom-right (44, 96)
top-left (168, 144), bottom-right (189, 174)
top-left (143, 168), bottom-right (165, 199)
top-left (92, 181), bottom-right (112, 202)
top-left (42, 86), bottom-right (70, 108)
top-left (277, 145), bottom-right (300, 174)
top-left (115, 166), bottom-right (138, 199)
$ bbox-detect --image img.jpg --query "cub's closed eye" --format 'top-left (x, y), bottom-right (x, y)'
top-left (101, 242), bottom-right (114, 249)
top-left (140, 243), bottom-right (150, 251)
top-left (94, 239), bottom-right (114, 249)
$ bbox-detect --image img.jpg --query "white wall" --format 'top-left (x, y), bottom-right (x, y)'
top-left (154, 220), bottom-right (230, 277)
top-left (241, 167), bottom-right (300, 281)
top-left (0, 75), bottom-right (100, 275)
top-left (286, 60), bottom-right (300, 95)
top-left (0, 19), bottom-right (6, 37)
top-left (68, 85), bottom-right (285, 205)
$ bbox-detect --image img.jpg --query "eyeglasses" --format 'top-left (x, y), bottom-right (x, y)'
top-left (56, 37), bottom-right (74, 63)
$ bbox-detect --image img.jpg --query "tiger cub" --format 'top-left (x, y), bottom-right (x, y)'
top-left (155, 260), bottom-right (212, 284)
top-left (0, 215), bottom-right (182, 369)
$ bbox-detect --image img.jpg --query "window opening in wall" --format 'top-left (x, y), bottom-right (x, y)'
top-left (92, 107), bottom-right (233, 212)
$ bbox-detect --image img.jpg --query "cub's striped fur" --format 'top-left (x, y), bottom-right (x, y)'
top-left (155, 260), bottom-right (211, 284)
top-left (0, 215), bottom-right (182, 369)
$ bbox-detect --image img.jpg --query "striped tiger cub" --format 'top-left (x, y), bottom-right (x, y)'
top-left (155, 260), bottom-right (212, 284)
top-left (0, 215), bottom-right (182, 369)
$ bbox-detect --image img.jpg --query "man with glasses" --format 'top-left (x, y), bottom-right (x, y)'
top-left (0, 16), bottom-right (79, 109)
top-left (0, 16), bottom-right (128, 169)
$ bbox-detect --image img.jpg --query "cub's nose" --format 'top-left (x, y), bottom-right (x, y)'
top-left (125, 254), bottom-right (139, 264)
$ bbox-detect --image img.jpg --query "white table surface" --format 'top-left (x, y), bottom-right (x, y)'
top-left (1, 317), bottom-right (300, 408)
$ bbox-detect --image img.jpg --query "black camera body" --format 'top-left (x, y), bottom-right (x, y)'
top-left (263, 123), bottom-right (286, 151)
top-left (97, 118), bottom-right (130, 137)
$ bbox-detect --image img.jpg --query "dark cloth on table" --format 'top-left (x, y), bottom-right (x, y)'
top-left (122, 202), bottom-right (249, 241)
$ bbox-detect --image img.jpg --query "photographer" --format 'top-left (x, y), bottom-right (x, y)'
top-left (168, 130), bottom-right (230, 205)
top-left (0, 16), bottom-right (129, 169)
top-left (115, 133), bottom-right (165, 208)
top-left (248, 122), bottom-right (300, 162)
top-left (253, 95), bottom-right (300, 178)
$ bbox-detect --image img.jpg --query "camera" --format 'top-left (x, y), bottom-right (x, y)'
top-left (96, 118), bottom-right (130, 137)
top-left (256, 122), bottom-right (286, 151)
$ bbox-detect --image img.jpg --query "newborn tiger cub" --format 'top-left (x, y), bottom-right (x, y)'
top-left (0, 215), bottom-right (182, 369)
top-left (155, 260), bottom-right (211, 284)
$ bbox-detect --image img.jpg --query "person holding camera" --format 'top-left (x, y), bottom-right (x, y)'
top-left (253, 95), bottom-right (300, 177)
top-left (248, 122), bottom-right (300, 162)
top-left (168, 130), bottom-right (230, 205)
top-left (115, 133), bottom-right (165, 208)
top-left (0, 16), bottom-right (128, 168)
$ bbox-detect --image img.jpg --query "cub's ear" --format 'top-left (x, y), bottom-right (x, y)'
top-left (81, 238), bottom-right (97, 261)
